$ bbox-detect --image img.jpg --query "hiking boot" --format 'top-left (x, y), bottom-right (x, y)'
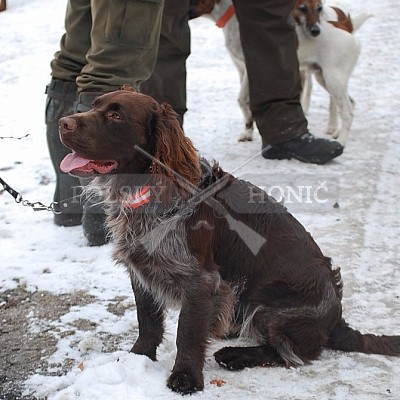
top-left (262, 132), bottom-right (343, 165)
top-left (45, 78), bottom-right (83, 226)
top-left (82, 212), bottom-right (109, 246)
top-left (53, 212), bottom-right (82, 227)
top-left (79, 178), bottom-right (109, 247)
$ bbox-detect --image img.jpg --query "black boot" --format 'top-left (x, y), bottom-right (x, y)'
top-left (75, 91), bottom-right (109, 246)
top-left (80, 184), bottom-right (109, 247)
top-left (45, 79), bottom-right (83, 226)
top-left (262, 132), bottom-right (344, 165)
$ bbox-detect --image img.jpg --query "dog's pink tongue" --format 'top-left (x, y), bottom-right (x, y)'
top-left (60, 153), bottom-right (91, 173)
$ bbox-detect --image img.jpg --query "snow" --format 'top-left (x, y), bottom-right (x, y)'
top-left (0, 0), bottom-right (399, 399)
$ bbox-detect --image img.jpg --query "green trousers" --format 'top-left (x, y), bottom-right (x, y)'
top-left (140, 0), bottom-right (190, 121)
top-left (142, 0), bottom-right (308, 145)
top-left (47, 0), bottom-right (164, 242)
top-left (51, 0), bottom-right (164, 92)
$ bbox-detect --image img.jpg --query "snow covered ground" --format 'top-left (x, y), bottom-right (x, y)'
top-left (0, 0), bottom-right (399, 399)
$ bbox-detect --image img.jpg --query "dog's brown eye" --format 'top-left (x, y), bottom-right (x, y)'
top-left (316, 5), bottom-right (322, 12)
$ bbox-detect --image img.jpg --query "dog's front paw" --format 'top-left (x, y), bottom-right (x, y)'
top-left (167, 370), bottom-right (204, 395)
top-left (238, 129), bottom-right (253, 142)
top-left (326, 128), bottom-right (339, 139)
top-left (130, 339), bottom-right (157, 361)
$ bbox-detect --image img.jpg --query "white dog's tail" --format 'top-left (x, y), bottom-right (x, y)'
top-left (352, 13), bottom-right (373, 31)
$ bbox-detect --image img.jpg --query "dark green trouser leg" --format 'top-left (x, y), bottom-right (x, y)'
top-left (51, 0), bottom-right (92, 83)
top-left (76, 0), bottom-right (164, 92)
top-left (45, 78), bottom-right (83, 227)
top-left (140, 0), bottom-right (190, 126)
top-left (233, 0), bottom-right (308, 145)
top-left (49, 0), bottom-right (165, 245)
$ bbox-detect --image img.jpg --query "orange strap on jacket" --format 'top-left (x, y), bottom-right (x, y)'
top-left (216, 4), bottom-right (235, 28)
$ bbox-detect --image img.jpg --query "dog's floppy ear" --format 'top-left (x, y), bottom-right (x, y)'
top-left (152, 102), bottom-right (201, 194)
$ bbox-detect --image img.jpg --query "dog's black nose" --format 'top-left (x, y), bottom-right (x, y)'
top-left (59, 116), bottom-right (77, 132)
top-left (310, 25), bottom-right (321, 37)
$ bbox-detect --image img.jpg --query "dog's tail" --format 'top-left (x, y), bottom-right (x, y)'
top-left (327, 318), bottom-right (400, 356)
top-left (352, 13), bottom-right (373, 31)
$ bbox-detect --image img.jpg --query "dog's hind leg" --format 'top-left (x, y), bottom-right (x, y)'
top-left (326, 96), bottom-right (339, 137)
top-left (316, 70), bottom-right (353, 144)
top-left (214, 344), bottom-right (284, 370)
top-left (328, 90), bottom-right (353, 145)
top-left (321, 96), bottom-right (340, 137)
top-left (214, 305), bottom-right (329, 370)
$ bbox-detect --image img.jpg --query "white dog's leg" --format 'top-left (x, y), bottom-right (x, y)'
top-left (300, 69), bottom-right (312, 114)
top-left (237, 69), bottom-right (253, 142)
top-left (323, 70), bottom-right (353, 145)
top-left (314, 70), bottom-right (338, 136)
top-left (326, 96), bottom-right (339, 137)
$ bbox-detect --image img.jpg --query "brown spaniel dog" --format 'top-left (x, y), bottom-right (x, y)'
top-left (59, 88), bottom-right (400, 395)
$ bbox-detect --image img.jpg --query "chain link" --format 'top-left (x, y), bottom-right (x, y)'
top-left (0, 134), bottom-right (73, 214)
top-left (1, 176), bottom-right (69, 214)
top-left (0, 133), bottom-right (61, 214)
top-left (0, 134), bottom-right (30, 140)
top-left (20, 199), bottom-right (57, 212)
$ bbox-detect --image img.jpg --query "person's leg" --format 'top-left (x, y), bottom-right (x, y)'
top-left (72, 0), bottom-right (165, 245)
top-left (50, 0), bottom-right (92, 82)
top-left (233, 0), bottom-right (343, 164)
top-left (46, 0), bottom-right (92, 227)
top-left (234, 0), bottom-right (306, 144)
top-left (140, 0), bottom-right (191, 125)
top-left (76, 0), bottom-right (164, 93)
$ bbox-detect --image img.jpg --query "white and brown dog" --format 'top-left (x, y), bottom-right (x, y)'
top-left (189, 0), bottom-right (371, 145)
top-left (293, 0), bottom-right (371, 145)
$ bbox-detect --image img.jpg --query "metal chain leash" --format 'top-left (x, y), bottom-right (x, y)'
top-left (0, 176), bottom-right (66, 213)
top-left (0, 134), bottom-right (75, 213)
top-left (0, 134), bottom-right (30, 140)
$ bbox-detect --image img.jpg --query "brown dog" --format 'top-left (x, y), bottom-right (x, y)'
top-left (59, 88), bottom-right (400, 395)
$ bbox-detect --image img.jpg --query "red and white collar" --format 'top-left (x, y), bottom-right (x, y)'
top-left (125, 186), bottom-right (151, 209)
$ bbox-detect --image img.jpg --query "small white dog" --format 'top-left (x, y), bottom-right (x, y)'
top-left (292, 0), bottom-right (371, 144)
top-left (189, 0), bottom-right (371, 145)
